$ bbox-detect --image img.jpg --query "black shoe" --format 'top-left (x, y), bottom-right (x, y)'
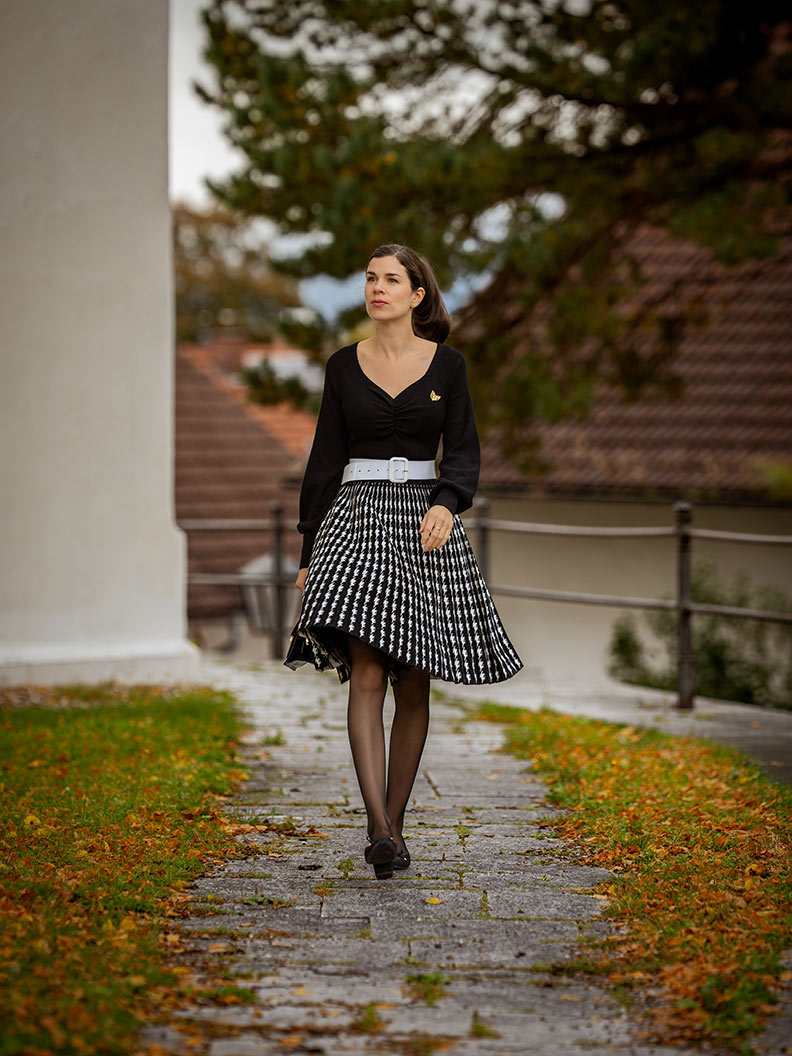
top-left (393, 846), bottom-right (411, 870)
top-left (364, 836), bottom-right (397, 879)
top-left (392, 835), bottom-right (411, 870)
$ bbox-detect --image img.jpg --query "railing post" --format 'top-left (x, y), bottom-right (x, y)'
top-left (270, 501), bottom-right (285, 659)
top-left (674, 500), bottom-right (694, 710)
top-left (477, 494), bottom-right (490, 585)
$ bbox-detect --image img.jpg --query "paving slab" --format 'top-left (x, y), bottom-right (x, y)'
top-left (137, 657), bottom-right (740, 1056)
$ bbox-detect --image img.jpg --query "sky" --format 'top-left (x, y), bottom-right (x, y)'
top-left (168, 0), bottom-right (392, 317)
top-left (167, 0), bottom-right (490, 318)
top-left (168, 0), bottom-right (242, 209)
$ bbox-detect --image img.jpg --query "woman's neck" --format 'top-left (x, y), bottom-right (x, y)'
top-left (367, 320), bottom-right (424, 360)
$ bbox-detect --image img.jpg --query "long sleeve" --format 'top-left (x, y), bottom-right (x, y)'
top-left (297, 354), bottom-right (349, 566)
top-left (428, 351), bottom-right (480, 516)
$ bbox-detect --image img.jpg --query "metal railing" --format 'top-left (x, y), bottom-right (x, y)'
top-left (179, 504), bottom-right (290, 658)
top-left (465, 499), bottom-right (792, 709)
top-left (178, 499), bottom-right (792, 710)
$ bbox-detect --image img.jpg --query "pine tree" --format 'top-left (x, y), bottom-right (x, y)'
top-left (194, 1), bottom-right (791, 442)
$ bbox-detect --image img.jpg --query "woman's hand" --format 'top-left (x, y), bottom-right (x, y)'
top-left (296, 567), bottom-right (308, 593)
top-left (419, 504), bottom-right (453, 552)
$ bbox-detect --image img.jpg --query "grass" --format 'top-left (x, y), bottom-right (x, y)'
top-left (349, 1002), bottom-right (384, 1033)
top-left (453, 822), bottom-right (472, 844)
top-left (336, 856), bottom-right (355, 879)
top-left (404, 971), bottom-right (453, 1006)
top-left (474, 702), bottom-right (792, 1050)
top-left (261, 730), bottom-right (286, 746)
top-left (0, 680), bottom-right (256, 1056)
top-left (195, 984), bottom-right (257, 1005)
top-left (470, 1009), bottom-right (500, 1038)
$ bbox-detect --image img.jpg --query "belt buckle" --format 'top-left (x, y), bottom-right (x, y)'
top-left (388, 455), bottom-right (409, 482)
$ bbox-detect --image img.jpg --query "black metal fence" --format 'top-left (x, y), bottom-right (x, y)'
top-left (178, 507), bottom-right (291, 658)
top-left (467, 499), bottom-right (792, 709)
top-left (178, 500), bottom-right (792, 710)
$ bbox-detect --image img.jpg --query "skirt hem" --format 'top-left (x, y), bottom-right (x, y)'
top-left (295, 619), bottom-right (524, 688)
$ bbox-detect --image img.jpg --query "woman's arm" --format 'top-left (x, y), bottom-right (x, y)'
top-left (428, 350), bottom-right (480, 517)
top-left (296, 353), bottom-right (349, 569)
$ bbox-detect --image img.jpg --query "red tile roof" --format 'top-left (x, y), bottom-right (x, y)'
top-left (180, 341), bottom-right (316, 459)
top-left (175, 344), bottom-right (311, 620)
top-left (458, 227), bottom-right (792, 503)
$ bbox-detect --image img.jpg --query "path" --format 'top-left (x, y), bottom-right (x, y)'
top-left (138, 659), bottom-right (713, 1056)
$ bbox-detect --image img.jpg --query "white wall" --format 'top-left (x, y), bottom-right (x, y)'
top-left (0, 0), bottom-right (199, 684)
top-left (466, 496), bottom-right (792, 685)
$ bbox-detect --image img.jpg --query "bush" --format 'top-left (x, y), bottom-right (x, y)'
top-left (607, 559), bottom-right (792, 708)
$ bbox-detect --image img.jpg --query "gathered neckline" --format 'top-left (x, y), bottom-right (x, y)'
top-left (353, 341), bottom-right (441, 401)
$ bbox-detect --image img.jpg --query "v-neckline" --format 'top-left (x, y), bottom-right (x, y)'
top-left (354, 341), bottom-right (441, 401)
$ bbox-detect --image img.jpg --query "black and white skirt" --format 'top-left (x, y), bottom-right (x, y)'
top-left (293, 477), bottom-right (524, 687)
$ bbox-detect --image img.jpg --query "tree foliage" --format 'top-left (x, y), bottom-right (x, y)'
top-left (173, 200), bottom-right (300, 342)
top-left (194, 0), bottom-right (792, 441)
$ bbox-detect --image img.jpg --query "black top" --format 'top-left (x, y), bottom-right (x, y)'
top-left (297, 341), bottom-right (481, 566)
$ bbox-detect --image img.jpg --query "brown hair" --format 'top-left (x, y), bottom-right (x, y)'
top-left (367, 243), bottom-right (450, 344)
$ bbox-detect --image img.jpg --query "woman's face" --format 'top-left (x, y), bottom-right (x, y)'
top-left (364, 255), bottom-right (424, 323)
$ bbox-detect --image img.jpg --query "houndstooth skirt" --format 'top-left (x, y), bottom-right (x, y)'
top-left (293, 477), bottom-right (524, 687)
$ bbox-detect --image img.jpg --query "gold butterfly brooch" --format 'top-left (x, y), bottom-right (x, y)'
top-left (430, 389), bottom-right (442, 401)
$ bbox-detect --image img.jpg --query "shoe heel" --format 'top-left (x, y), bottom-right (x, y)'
top-left (365, 835), bottom-right (396, 880)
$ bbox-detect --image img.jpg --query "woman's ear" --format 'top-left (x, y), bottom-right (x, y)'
top-left (411, 286), bottom-right (426, 307)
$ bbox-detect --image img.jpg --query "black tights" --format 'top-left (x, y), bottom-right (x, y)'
top-left (345, 634), bottom-right (430, 853)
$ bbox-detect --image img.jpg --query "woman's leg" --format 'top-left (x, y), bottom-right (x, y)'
top-left (385, 665), bottom-right (430, 854)
top-left (346, 634), bottom-right (391, 843)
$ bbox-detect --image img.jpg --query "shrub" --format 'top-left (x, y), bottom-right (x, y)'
top-left (607, 559), bottom-right (792, 708)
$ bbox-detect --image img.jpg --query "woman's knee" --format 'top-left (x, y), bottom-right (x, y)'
top-left (347, 635), bottom-right (388, 693)
top-left (393, 664), bottom-right (430, 703)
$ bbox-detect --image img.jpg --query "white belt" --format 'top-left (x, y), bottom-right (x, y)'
top-left (341, 456), bottom-right (437, 484)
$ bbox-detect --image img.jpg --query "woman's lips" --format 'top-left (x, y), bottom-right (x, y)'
top-left (371, 300), bottom-right (387, 306)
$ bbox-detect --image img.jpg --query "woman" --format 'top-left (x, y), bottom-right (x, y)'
top-left (286, 243), bottom-right (523, 879)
